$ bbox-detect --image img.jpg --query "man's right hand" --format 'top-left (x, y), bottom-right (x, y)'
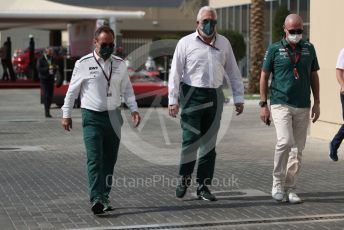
top-left (168, 104), bottom-right (179, 118)
top-left (260, 106), bottom-right (271, 125)
top-left (62, 118), bottom-right (72, 131)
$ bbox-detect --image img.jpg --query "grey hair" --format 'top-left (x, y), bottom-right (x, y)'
top-left (196, 6), bottom-right (217, 21)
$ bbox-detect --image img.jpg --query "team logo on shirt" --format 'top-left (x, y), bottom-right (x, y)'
top-left (278, 48), bottom-right (288, 58)
top-left (89, 66), bottom-right (99, 75)
top-left (89, 66), bottom-right (98, 70)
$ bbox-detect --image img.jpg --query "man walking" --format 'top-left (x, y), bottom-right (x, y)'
top-left (37, 47), bottom-right (57, 118)
top-left (28, 35), bottom-right (38, 81)
top-left (329, 48), bottom-right (344, 161)
top-left (2, 37), bottom-right (16, 81)
top-left (0, 42), bottom-right (9, 80)
top-left (168, 6), bottom-right (244, 201)
top-left (260, 14), bottom-right (320, 204)
top-left (61, 26), bottom-right (141, 215)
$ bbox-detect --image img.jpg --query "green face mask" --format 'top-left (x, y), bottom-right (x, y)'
top-left (201, 19), bottom-right (217, 36)
top-left (99, 43), bottom-right (114, 60)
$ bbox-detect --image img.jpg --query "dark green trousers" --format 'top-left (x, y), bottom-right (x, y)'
top-left (179, 83), bottom-right (224, 185)
top-left (81, 108), bottom-right (122, 202)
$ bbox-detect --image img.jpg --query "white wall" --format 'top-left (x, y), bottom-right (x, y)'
top-left (310, 0), bottom-right (344, 139)
top-left (0, 28), bottom-right (49, 54)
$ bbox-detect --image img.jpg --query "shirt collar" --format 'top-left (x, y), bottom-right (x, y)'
top-left (93, 50), bottom-right (101, 60)
top-left (93, 50), bottom-right (112, 63)
top-left (195, 30), bottom-right (217, 45)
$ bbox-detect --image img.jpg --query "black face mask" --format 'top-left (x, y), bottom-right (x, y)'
top-left (99, 43), bottom-right (114, 60)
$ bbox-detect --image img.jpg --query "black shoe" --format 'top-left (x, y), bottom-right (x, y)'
top-left (176, 175), bottom-right (191, 198)
top-left (45, 114), bottom-right (52, 118)
top-left (329, 143), bottom-right (338, 161)
top-left (91, 200), bottom-right (105, 215)
top-left (197, 185), bottom-right (217, 201)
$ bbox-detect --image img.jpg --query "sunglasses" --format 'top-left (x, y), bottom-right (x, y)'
top-left (100, 42), bottom-right (115, 48)
top-left (288, 29), bottom-right (303, 35)
top-left (202, 19), bottom-right (217, 25)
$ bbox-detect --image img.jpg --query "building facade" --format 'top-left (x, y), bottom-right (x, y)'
top-left (51, 0), bottom-right (197, 39)
top-left (210, 0), bottom-right (310, 78)
top-left (50, 0), bottom-right (198, 69)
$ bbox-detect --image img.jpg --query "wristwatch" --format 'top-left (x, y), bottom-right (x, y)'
top-left (259, 101), bottom-right (268, 108)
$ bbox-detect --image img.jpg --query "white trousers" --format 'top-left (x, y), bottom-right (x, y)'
top-left (271, 104), bottom-right (310, 191)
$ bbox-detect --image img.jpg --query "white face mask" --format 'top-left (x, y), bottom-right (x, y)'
top-left (287, 34), bottom-right (302, 44)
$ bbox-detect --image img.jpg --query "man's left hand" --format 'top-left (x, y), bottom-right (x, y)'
top-left (311, 103), bottom-right (320, 123)
top-left (235, 103), bottom-right (244, 115)
top-left (341, 85), bottom-right (344, 95)
top-left (131, 111), bottom-right (141, 128)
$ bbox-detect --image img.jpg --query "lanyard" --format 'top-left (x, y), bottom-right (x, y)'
top-left (197, 36), bottom-right (219, 51)
top-left (281, 41), bottom-right (302, 79)
top-left (93, 53), bottom-right (113, 90)
top-left (44, 54), bottom-right (52, 66)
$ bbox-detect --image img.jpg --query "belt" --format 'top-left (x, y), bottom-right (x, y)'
top-left (181, 82), bottom-right (222, 92)
top-left (81, 108), bottom-right (120, 115)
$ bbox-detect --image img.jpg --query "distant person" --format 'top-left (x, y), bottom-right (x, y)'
top-left (28, 35), bottom-right (38, 81)
top-left (329, 48), bottom-right (344, 161)
top-left (0, 42), bottom-right (9, 80)
top-left (260, 14), bottom-right (320, 204)
top-left (145, 56), bottom-right (156, 71)
top-left (61, 26), bottom-right (141, 215)
top-left (37, 47), bottom-right (57, 118)
top-left (3, 37), bottom-right (16, 81)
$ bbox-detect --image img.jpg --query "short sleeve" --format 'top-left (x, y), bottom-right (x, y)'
top-left (311, 45), bottom-right (320, 72)
top-left (262, 46), bottom-right (274, 71)
top-left (336, 48), bottom-right (344, 70)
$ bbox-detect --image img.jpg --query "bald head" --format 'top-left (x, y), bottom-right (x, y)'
top-left (284, 14), bottom-right (303, 28)
top-left (283, 14), bottom-right (304, 45)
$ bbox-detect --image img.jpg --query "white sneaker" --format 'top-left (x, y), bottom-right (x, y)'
top-left (287, 192), bottom-right (302, 204)
top-left (271, 183), bottom-right (285, 202)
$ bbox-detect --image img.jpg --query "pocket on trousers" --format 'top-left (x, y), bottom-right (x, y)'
top-left (81, 109), bottom-right (94, 127)
top-left (81, 109), bottom-right (87, 127)
top-left (270, 104), bottom-right (283, 110)
top-left (180, 83), bottom-right (196, 109)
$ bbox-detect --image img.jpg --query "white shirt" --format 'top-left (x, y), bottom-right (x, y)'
top-left (168, 31), bottom-right (244, 105)
top-left (62, 51), bottom-right (138, 118)
top-left (336, 48), bottom-right (344, 70)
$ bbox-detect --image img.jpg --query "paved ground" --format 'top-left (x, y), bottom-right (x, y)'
top-left (1, 89), bottom-right (344, 230)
